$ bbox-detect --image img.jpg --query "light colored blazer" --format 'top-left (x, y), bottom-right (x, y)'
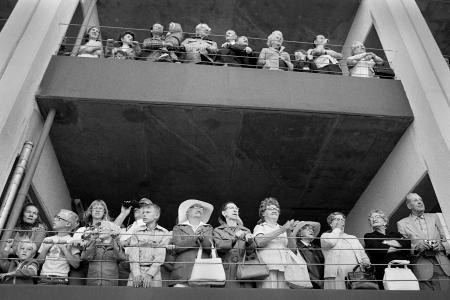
top-left (320, 228), bottom-right (369, 278)
top-left (397, 213), bottom-right (450, 280)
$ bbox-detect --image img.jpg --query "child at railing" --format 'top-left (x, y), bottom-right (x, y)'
top-left (123, 203), bottom-right (169, 288)
top-left (0, 238), bottom-right (39, 284)
top-left (37, 209), bottom-right (80, 285)
top-left (81, 220), bottom-right (125, 286)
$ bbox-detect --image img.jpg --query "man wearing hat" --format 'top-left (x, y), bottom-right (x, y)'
top-left (170, 199), bottom-right (214, 287)
top-left (293, 221), bottom-right (324, 289)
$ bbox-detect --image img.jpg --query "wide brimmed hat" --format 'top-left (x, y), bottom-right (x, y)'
top-left (292, 221), bottom-right (321, 238)
top-left (178, 199), bottom-right (213, 224)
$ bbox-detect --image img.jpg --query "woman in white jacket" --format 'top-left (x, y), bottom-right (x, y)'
top-left (320, 212), bottom-right (371, 289)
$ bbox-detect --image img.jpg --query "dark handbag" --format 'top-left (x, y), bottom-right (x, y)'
top-left (345, 265), bottom-right (379, 290)
top-left (373, 63), bottom-right (395, 79)
top-left (236, 250), bottom-right (269, 280)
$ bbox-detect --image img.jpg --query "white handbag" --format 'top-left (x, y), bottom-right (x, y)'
top-left (188, 243), bottom-right (226, 286)
top-left (284, 250), bottom-right (313, 289)
top-left (383, 260), bottom-right (420, 290)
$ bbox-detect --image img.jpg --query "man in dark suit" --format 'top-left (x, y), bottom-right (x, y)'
top-left (397, 193), bottom-right (450, 290)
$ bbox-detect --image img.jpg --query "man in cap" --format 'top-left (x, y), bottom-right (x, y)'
top-left (293, 221), bottom-right (324, 289)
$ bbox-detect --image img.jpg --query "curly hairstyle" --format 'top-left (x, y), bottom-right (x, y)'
top-left (82, 199), bottom-right (111, 226)
top-left (368, 209), bottom-right (388, 227)
top-left (257, 197), bottom-right (280, 224)
top-left (326, 211), bottom-right (346, 226)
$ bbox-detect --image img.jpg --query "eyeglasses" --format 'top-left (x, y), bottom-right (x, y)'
top-left (332, 217), bottom-right (346, 222)
top-left (226, 206), bottom-right (239, 211)
top-left (265, 206), bottom-right (280, 211)
top-left (54, 215), bottom-right (69, 223)
top-left (189, 205), bottom-right (204, 211)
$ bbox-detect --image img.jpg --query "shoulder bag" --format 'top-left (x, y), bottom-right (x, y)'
top-left (284, 250), bottom-right (313, 289)
top-left (188, 241), bottom-right (226, 286)
top-left (345, 265), bottom-right (379, 290)
top-left (236, 250), bottom-right (269, 280)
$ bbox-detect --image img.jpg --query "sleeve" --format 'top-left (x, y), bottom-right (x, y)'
top-left (80, 240), bottom-right (96, 261)
top-left (200, 226), bottom-right (213, 249)
top-left (147, 233), bottom-right (168, 277)
top-left (0, 249), bottom-right (10, 271)
top-left (320, 229), bottom-right (341, 249)
top-left (435, 215), bottom-right (450, 255)
top-left (13, 260), bottom-right (38, 278)
top-left (213, 228), bottom-right (233, 253)
top-left (172, 226), bottom-right (199, 254)
top-left (72, 227), bottom-right (86, 241)
top-left (112, 239), bottom-right (126, 261)
top-left (32, 225), bottom-right (47, 248)
top-left (257, 48), bottom-right (267, 66)
top-left (397, 220), bottom-right (416, 255)
top-left (127, 234), bottom-right (141, 277)
top-left (253, 224), bottom-right (265, 236)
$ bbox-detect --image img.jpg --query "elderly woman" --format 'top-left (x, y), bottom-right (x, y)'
top-left (346, 41), bottom-right (383, 78)
top-left (76, 26), bottom-right (103, 58)
top-left (170, 199), bottom-right (214, 287)
top-left (321, 212), bottom-right (371, 289)
top-left (253, 197), bottom-right (298, 288)
top-left (258, 31), bottom-right (293, 71)
top-left (213, 202), bottom-right (255, 288)
top-left (181, 23), bottom-right (218, 64)
top-left (8, 203), bottom-right (47, 254)
top-left (364, 209), bottom-right (411, 288)
top-left (307, 34), bottom-right (342, 75)
top-left (293, 221), bottom-right (324, 289)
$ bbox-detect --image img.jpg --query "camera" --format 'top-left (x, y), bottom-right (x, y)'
top-left (122, 199), bottom-right (140, 208)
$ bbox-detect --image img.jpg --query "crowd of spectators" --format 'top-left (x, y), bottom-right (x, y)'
top-left (65, 23), bottom-right (394, 78)
top-left (1, 192), bottom-right (449, 290)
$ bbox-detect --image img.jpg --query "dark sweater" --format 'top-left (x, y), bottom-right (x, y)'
top-left (297, 240), bottom-right (324, 289)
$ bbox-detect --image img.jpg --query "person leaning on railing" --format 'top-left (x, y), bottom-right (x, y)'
top-left (170, 199), bottom-right (214, 287)
top-left (180, 23), bottom-right (218, 64)
top-left (320, 212), bottom-right (371, 290)
top-left (364, 209), bottom-right (411, 289)
top-left (397, 193), bottom-right (450, 291)
top-left (0, 238), bottom-right (39, 284)
top-left (105, 31), bottom-right (141, 60)
top-left (140, 23), bottom-right (166, 62)
top-left (306, 35), bottom-right (342, 75)
top-left (213, 202), bottom-right (255, 288)
top-left (346, 41), bottom-right (383, 78)
top-left (257, 31), bottom-right (293, 71)
top-left (253, 197), bottom-right (299, 289)
top-left (75, 26), bottom-right (103, 58)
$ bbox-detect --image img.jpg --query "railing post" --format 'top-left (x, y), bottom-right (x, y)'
top-left (2, 109), bottom-right (56, 240)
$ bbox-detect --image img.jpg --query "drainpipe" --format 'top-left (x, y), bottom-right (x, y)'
top-left (1, 109), bottom-right (56, 240)
top-left (0, 141), bottom-right (34, 230)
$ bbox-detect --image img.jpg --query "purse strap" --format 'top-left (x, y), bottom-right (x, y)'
top-left (197, 239), bottom-right (218, 259)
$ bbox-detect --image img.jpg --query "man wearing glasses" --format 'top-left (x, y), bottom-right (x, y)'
top-left (37, 209), bottom-right (80, 284)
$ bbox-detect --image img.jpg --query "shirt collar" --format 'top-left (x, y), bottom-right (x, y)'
top-left (410, 213), bottom-right (425, 219)
top-left (181, 220), bottom-right (207, 227)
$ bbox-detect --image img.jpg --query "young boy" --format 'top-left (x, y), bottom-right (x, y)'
top-left (0, 238), bottom-right (39, 284)
top-left (37, 209), bottom-right (80, 285)
top-left (123, 203), bottom-right (170, 287)
top-left (82, 220), bottom-right (125, 286)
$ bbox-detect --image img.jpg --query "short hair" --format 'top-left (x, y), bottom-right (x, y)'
top-left (16, 238), bottom-right (37, 255)
top-left (406, 192), bottom-right (421, 205)
top-left (295, 49), bottom-right (307, 54)
top-left (118, 31), bottom-right (135, 41)
top-left (267, 31), bottom-right (283, 47)
top-left (196, 23), bottom-right (211, 35)
top-left (141, 203), bottom-right (161, 220)
top-left (368, 209), bottom-right (388, 225)
top-left (258, 197), bottom-right (280, 223)
top-left (326, 212), bottom-right (345, 226)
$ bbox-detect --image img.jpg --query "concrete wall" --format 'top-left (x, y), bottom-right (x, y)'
top-left (347, 0), bottom-right (450, 234)
top-left (0, 0), bottom-right (78, 221)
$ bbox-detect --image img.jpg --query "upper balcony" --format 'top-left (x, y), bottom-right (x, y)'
top-left (36, 54), bottom-right (412, 228)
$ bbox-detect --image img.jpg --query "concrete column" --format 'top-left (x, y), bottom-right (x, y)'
top-left (346, 125), bottom-right (427, 236)
top-left (348, 0), bottom-right (450, 233)
top-left (0, 0), bottom-right (78, 216)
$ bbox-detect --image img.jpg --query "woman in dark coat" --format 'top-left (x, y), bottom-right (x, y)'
top-left (364, 209), bottom-right (411, 288)
top-left (213, 202), bottom-right (256, 288)
top-left (171, 199), bottom-right (214, 287)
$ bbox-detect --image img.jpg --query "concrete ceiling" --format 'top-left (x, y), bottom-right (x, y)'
top-left (38, 98), bottom-right (411, 230)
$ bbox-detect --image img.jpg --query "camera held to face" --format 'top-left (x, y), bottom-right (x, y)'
top-left (122, 199), bottom-right (140, 208)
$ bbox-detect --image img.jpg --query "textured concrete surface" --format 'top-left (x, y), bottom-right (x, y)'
top-left (36, 57), bottom-right (412, 229)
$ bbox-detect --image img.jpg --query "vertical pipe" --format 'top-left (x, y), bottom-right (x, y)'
top-left (0, 141), bottom-right (34, 230)
top-left (70, 0), bottom-right (98, 57)
top-left (1, 109), bottom-right (56, 240)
